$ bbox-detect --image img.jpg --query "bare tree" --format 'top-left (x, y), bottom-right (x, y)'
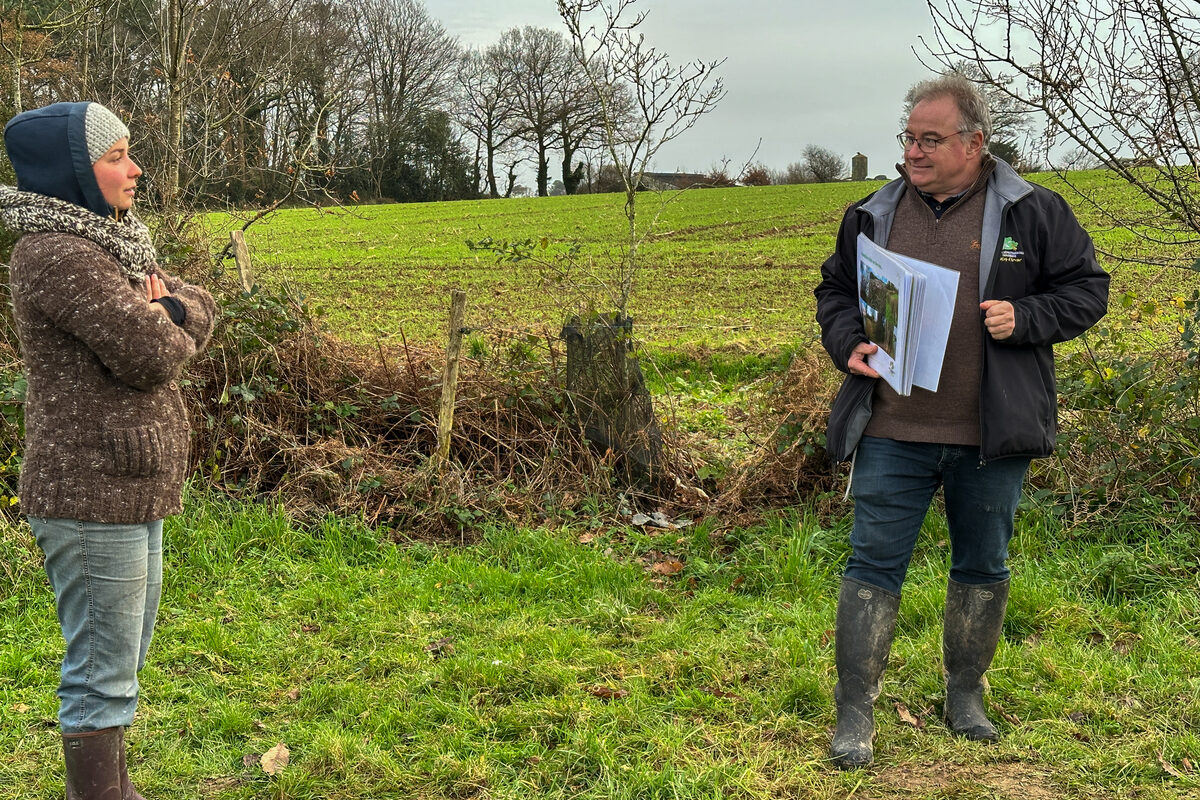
top-left (771, 161), bottom-right (808, 185)
top-left (557, 0), bottom-right (725, 311)
top-left (555, 67), bottom-right (620, 194)
top-left (496, 25), bottom-right (571, 197)
top-left (801, 144), bottom-right (846, 183)
top-left (0, 1), bottom-right (86, 117)
top-left (354, 0), bottom-right (459, 200)
top-left (152, 0), bottom-right (210, 218)
top-left (456, 46), bottom-right (523, 198)
top-left (924, 0), bottom-right (1200, 266)
top-left (281, 0), bottom-right (364, 188)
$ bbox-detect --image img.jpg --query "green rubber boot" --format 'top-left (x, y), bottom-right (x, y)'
top-left (943, 578), bottom-right (1010, 741)
top-left (830, 577), bottom-right (901, 769)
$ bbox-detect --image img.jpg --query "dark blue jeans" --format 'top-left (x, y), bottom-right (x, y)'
top-left (846, 437), bottom-right (1030, 595)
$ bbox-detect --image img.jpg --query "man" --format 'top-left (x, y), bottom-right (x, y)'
top-left (813, 75), bottom-right (1109, 769)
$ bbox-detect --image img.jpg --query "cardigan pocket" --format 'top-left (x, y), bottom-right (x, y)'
top-left (102, 424), bottom-right (165, 477)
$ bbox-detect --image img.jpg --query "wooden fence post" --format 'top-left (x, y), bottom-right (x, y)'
top-left (435, 290), bottom-right (468, 470)
top-left (230, 230), bottom-right (254, 292)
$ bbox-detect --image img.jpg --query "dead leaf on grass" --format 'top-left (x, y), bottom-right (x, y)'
top-left (260, 743), bottom-right (289, 776)
top-left (286, 687), bottom-right (301, 702)
top-left (589, 685), bottom-right (629, 701)
top-left (1158, 751), bottom-right (1184, 779)
top-left (1112, 633), bottom-right (1142, 655)
top-left (895, 701), bottom-right (925, 729)
top-left (425, 636), bottom-right (455, 659)
top-left (650, 559), bottom-right (684, 575)
top-left (10, 703), bottom-right (30, 714)
top-left (989, 700), bottom-right (1021, 726)
top-left (578, 532), bottom-right (596, 545)
top-left (702, 686), bottom-right (743, 701)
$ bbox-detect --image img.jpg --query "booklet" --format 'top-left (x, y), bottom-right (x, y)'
top-left (855, 233), bottom-right (960, 395)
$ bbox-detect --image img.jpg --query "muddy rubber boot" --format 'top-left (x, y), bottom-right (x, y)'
top-left (943, 578), bottom-right (1010, 741)
top-left (118, 729), bottom-right (146, 800)
top-left (830, 577), bottom-right (901, 769)
top-left (63, 728), bottom-right (123, 800)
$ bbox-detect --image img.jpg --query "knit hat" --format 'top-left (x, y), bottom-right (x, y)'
top-left (83, 103), bottom-right (130, 164)
top-left (4, 101), bottom-right (124, 217)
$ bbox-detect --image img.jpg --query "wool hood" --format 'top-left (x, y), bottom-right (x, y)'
top-left (4, 102), bottom-right (122, 218)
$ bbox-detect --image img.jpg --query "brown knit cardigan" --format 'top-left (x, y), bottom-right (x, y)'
top-left (9, 232), bottom-right (216, 523)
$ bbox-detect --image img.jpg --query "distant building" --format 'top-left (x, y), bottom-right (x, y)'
top-left (638, 172), bottom-right (719, 190)
top-left (852, 153), bottom-right (868, 181)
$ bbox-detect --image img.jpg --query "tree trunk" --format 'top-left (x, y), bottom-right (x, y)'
top-left (561, 313), bottom-right (669, 494)
top-left (536, 141), bottom-right (549, 196)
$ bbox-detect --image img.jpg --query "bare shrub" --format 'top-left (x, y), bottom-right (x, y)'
top-left (716, 352), bottom-right (838, 514)
top-left (741, 164), bottom-right (772, 186)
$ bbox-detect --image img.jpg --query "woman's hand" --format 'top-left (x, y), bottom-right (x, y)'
top-left (145, 274), bottom-right (170, 318)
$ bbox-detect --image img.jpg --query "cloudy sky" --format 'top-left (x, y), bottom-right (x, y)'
top-left (437, 0), bottom-right (945, 181)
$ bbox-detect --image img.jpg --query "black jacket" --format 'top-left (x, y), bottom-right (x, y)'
top-left (815, 159), bottom-right (1110, 462)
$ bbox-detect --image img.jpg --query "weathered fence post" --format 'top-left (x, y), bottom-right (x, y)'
top-left (230, 230), bottom-right (254, 292)
top-left (435, 290), bottom-right (468, 470)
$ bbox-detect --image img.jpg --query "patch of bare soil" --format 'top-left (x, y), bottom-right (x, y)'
top-left (867, 761), bottom-right (1059, 799)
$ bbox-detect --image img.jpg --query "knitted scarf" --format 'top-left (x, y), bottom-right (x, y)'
top-left (0, 185), bottom-right (156, 282)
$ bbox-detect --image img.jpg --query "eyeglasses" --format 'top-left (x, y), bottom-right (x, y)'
top-left (897, 131), bottom-right (967, 153)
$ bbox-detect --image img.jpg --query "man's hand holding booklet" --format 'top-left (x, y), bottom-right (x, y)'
top-left (855, 233), bottom-right (960, 396)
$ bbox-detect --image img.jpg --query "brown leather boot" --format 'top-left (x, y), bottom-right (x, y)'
top-left (62, 728), bottom-right (123, 800)
top-left (118, 729), bottom-right (147, 800)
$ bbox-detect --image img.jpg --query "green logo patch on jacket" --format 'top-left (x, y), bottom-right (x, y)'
top-left (1000, 236), bottom-right (1024, 263)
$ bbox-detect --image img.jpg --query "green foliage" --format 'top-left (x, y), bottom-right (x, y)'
top-left (2, 496), bottom-right (1198, 798)
top-left (1047, 289), bottom-right (1200, 520)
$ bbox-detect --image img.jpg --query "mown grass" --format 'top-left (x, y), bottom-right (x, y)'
top-left (206, 173), bottom-right (1200, 353)
top-left (2, 492), bottom-right (1197, 799)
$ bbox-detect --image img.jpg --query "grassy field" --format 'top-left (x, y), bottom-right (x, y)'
top-left (207, 180), bottom-right (881, 350)
top-left (3, 173), bottom-right (1197, 799)
top-left (2, 494), bottom-right (1198, 799)
top-left (206, 172), bottom-right (1199, 351)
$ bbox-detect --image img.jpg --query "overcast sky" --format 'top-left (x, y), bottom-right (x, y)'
top-left (437, 0), bottom-right (942, 182)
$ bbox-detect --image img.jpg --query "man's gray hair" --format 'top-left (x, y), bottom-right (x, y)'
top-left (904, 73), bottom-right (992, 144)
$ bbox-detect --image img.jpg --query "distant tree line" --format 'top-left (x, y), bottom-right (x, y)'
top-left (0, 0), bottom-right (634, 212)
top-left (0, 0), bottom-right (1042, 215)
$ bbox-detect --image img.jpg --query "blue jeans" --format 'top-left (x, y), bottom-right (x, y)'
top-left (846, 437), bottom-right (1030, 595)
top-left (31, 517), bottom-right (163, 733)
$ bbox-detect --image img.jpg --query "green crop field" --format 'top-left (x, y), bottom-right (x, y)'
top-left (206, 172), bottom-right (1200, 352)
top-left (4, 172), bottom-right (1200, 799)
top-left (206, 180), bottom-right (880, 350)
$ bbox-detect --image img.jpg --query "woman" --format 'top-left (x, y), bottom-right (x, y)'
top-left (2, 102), bottom-right (215, 799)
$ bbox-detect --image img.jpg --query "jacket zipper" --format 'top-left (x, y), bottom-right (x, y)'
top-left (978, 201), bottom-right (1014, 466)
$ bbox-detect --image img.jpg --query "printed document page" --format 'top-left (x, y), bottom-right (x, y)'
top-left (856, 234), bottom-right (960, 394)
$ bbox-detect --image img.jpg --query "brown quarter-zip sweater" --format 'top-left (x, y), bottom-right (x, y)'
top-left (863, 158), bottom-right (995, 446)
